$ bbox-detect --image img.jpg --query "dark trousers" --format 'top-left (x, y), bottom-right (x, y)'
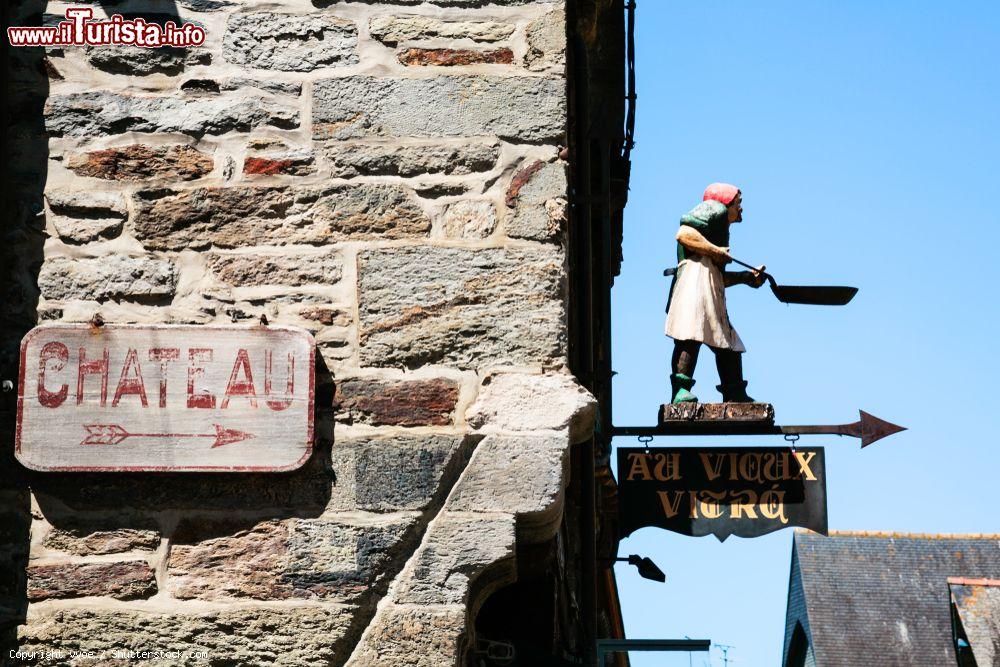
top-left (671, 339), bottom-right (745, 385)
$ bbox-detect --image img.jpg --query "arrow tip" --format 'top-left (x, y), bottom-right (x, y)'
top-left (211, 424), bottom-right (255, 448)
top-left (859, 410), bottom-right (907, 448)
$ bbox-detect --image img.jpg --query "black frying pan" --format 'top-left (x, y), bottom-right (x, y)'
top-left (663, 261), bottom-right (858, 306)
top-left (729, 257), bottom-right (858, 306)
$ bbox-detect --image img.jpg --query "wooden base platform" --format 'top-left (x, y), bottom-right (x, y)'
top-left (658, 402), bottom-right (775, 425)
top-left (611, 403), bottom-right (780, 438)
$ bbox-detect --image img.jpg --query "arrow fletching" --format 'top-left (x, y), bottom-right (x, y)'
top-left (81, 424), bottom-right (129, 446)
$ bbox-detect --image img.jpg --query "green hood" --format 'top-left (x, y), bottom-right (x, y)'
top-left (676, 199), bottom-right (730, 262)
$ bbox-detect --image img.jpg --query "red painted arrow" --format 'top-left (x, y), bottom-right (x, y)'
top-left (81, 424), bottom-right (255, 448)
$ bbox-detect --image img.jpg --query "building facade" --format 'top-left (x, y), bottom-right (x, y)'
top-left (783, 530), bottom-right (1000, 667)
top-left (1, 0), bottom-right (629, 664)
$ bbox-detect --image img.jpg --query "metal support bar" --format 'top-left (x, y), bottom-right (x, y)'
top-left (612, 424), bottom-right (784, 437)
top-left (598, 639), bottom-right (710, 667)
top-left (612, 410), bottom-right (906, 447)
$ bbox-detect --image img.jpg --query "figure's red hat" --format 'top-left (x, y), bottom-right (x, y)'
top-left (703, 183), bottom-right (740, 205)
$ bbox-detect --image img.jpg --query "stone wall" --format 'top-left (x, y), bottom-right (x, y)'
top-left (1, 0), bottom-right (597, 665)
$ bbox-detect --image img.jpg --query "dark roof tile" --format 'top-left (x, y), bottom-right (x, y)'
top-left (789, 530), bottom-right (1000, 667)
top-left (950, 578), bottom-right (1000, 667)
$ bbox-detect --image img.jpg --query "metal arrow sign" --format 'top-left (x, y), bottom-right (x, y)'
top-left (779, 411), bottom-right (907, 448)
top-left (612, 410), bottom-right (906, 448)
top-left (81, 423), bottom-right (255, 448)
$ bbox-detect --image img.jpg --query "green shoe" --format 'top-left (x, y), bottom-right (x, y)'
top-left (717, 381), bottom-right (755, 403)
top-left (671, 374), bottom-right (698, 404)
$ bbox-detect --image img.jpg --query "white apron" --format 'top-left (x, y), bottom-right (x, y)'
top-left (665, 255), bottom-right (745, 352)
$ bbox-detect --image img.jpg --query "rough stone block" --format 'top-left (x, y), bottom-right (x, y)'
top-left (46, 190), bottom-right (128, 243)
top-left (425, 0), bottom-right (553, 3)
top-left (134, 184), bottom-right (430, 250)
top-left (222, 77), bottom-right (303, 96)
top-left (322, 141), bottom-right (499, 178)
top-left (225, 13), bottom-right (358, 72)
top-left (244, 154), bottom-right (315, 176)
top-left (318, 339), bottom-right (354, 365)
top-left (398, 47), bottom-right (513, 66)
top-left (60, 1), bottom-right (234, 13)
top-left (329, 435), bottom-right (475, 512)
top-left (29, 455), bottom-right (333, 513)
top-left (168, 515), bottom-right (414, 602)
top-left (395, 512), bottom-right (514, 605)
top-left (45, 189), bottom-right (125, 216)
top-left (333, 378), bottom-right (459, 426)
top-left (505, 160), bottom-right (567, 241)
top-left (296, 306), bottom-right (352, 328)
top-left (85, 43), bottom-right (210, 76)
top-left (42, 527), bottom-right (160, 556)
top-left (441, 200), bottom-right (498, 239)
top-left (467, 372), bottom-right (596, 439)
top-left (45, 92), bottom-right (298, 137)
top-left (18, 606), bottom-right (356, 666)
top-left (525, 9), bottom-right (567, 72)
top-left (446, 435), bottom-right (566, 517)
top-left (49, 217), bottom-right (123, 244)
top-left (177, 0), bottom-right (233, 10)
top-left (208, 251), bottom-right (342, 287)
top-left (39, 256), bottom-right (176, 302)
top-left (346, 604), bottom-right (466, 667)
top-left (27, 561), bottom-right (157, 601)
top-left (358, 247), bottom-right (565, 369)
top-left (67, 145), bottom-right (214, 182)
top-left (313, 75), bottom-right (565, 142)
top-left (369, 15), bottom-right (515, 45)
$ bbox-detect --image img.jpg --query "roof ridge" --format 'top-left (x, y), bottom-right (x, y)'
top-left (796, 529), bottom-right (1000, 539)
top-left (948, 576), bottom-right (1000, 587)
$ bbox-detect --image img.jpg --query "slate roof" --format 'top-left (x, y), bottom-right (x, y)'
top-left (949, 577), bottom-right (1000, 667)
top-left (785, 530), bottom-right (1000, 667)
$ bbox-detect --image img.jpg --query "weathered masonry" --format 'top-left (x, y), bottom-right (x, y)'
top-left (1, 0), bottom-right (628, 664)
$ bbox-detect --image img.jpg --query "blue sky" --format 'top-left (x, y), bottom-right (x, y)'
top-left (610, 2), bottom-right (1000, 665)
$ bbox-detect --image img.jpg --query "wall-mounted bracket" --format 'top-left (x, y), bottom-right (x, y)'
top-left (612, 408), bottom-right (906, 448)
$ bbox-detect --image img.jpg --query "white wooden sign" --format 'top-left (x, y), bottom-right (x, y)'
top-left (16, 324), bottom-right (315, 472)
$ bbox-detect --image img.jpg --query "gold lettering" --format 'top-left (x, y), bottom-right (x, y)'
top-left (730, 490), bottom-right (759, 519)
top-left (656, 490), bottom-right (685, 518)
top-left (793, 451), bottom-right (818, 480)
top-left (762, 453), bottom-right (777, 481)
top-left (738, 453), bottom-right (765, 483)
top-left (774, 452), bottom-right (792, 480)
top-left (698, 490), bottom-right (726, 519)
top-left (699, 453), bottom-right (726, 481)
top-left (653, 453), bottom-right (682, 481)
top-left (760, 485), bottom-right (789, 524)
top-left (626, 453), bottom-right (653, 481)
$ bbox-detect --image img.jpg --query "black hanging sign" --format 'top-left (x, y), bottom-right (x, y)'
top-left (617, 447), bottom-right (828, 542)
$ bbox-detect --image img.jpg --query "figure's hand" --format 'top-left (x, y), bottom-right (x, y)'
top-left (717, 247), bottom-right (733, 266)
top-left (749, 265), bottom-right (766, 288)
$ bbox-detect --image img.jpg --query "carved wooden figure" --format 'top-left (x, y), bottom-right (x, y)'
top-left (666, 183), bottom-right (765, 404)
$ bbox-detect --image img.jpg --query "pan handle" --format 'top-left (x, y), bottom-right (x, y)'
top-left (729, 256), bottom-right (776, 288)
top-left (729, 256), bottom-right (758, 272)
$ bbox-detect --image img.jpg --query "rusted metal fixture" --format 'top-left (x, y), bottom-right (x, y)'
top-left (779, 410), bottom-right (907, 448)
top-left (613, 410), bottom-right (906, 448)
